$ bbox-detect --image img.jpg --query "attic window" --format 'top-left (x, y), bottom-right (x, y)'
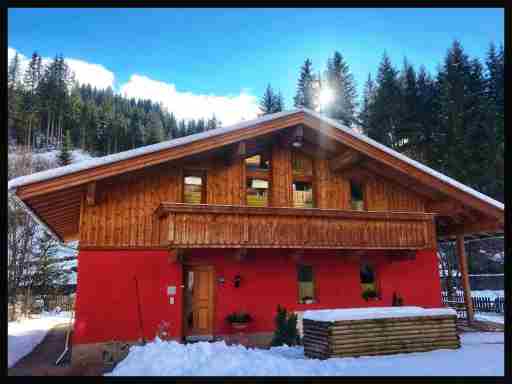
top-left (245, 154), bottom-right (270, 172)
top-left (350, 180), bottom-right (364, 211)
top-left (183, 173), bottom-right (205, 204)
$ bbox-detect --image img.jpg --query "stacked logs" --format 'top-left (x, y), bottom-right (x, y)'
top-left (303, 314), bottom-right (460, 359)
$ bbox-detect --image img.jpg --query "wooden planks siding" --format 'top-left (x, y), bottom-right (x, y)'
top-left (79, 145), bottom-right (431, 248)
top-left (365, 177), bottom-right (425, 212)
top-left (80, 164), bottom-right (183, 247)
top-left (271, 144), bottom-right (293, 207)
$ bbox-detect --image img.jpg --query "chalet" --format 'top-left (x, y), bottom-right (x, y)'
top-left (8, 108), bottom-right (504, 364)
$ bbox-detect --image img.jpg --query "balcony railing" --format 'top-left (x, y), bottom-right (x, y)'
top-left (155, 203), bottom-right (436, 249)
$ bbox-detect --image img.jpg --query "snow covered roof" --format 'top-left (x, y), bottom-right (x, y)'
top-left (7, 110), bottom-right (298, 191)
top-left (8, 108), bottom-right (503, 212)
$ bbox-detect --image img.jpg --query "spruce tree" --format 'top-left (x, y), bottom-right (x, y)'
top-left (366, 53), bottom-right (402, 147)
top-left (145, 111), bottom-right (164, 145)
top-left (324, 51), bottom-right (358, 126)
top-left (294, 58), bottom-right (317, 109)
top-left (359, 73), bottom-right (376, 135)
top-left (57, 130), bottom-right (73, 166)
top-left (260, 84), bottom-right (285, 115)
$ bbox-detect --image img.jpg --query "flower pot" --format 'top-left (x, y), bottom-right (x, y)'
top-left (231, 322), bottom-right (249, 331)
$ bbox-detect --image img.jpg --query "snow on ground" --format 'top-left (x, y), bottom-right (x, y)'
top-left (475, 313), bottom-right (505, 325)
top-left (7, 310), bottom-right (73, 368)
top-left (108, 332), bottom-right (504, 376)
top-left (303, 307), bottom-right (455, 322)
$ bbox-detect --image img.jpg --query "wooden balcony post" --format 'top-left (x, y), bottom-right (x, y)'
top-left (456, 235), bottom-right (474, 323)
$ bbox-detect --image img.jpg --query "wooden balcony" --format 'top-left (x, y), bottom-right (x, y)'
top-left (155, 203), bottom-right (436, 250)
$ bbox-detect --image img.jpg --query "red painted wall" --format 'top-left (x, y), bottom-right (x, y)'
top-left (73, 248), bottom-right (441, 345)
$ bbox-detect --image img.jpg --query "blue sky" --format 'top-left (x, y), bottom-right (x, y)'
top-left (8, 8), bottom-right (504, 124)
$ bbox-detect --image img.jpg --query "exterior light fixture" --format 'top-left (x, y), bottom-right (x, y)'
top-left (291, 138), bottom-right (303, 148)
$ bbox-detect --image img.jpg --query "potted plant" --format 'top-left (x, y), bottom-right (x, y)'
top-left (226, 311), bottom-right (252, 331)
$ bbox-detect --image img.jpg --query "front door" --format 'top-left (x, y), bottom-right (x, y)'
top-left (183, 265), bottom-right (215, 337)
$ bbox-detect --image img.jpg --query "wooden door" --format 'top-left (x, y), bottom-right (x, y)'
top-left (184, 265), bottom-right (215, 336)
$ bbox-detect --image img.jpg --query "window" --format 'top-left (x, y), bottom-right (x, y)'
top-left (350, 180), bottom-right (364, 211)
top-left (293, 181), bottom-right (314, 208)
top-left (297, 265), bottom-right (316, 303)
top-left (246, 178), bottom-right (269, 207)
top-left (183, 173), bottom-right (205, 204)
top-left (245, 154), bottom-right (270, 172)
top-left (246, 153), bottom-right (270, 207)
top-left (360, 262), bottom-right (378, 299)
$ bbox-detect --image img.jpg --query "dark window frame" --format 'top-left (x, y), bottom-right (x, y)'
top-left (297, 264), bottom-right (316, 304)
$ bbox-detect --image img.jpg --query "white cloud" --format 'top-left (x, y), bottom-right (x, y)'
top-left (119, 74), bottom-right (260, 125)
top-left (8, 47), bottom-right (115, 90)
top-left (9, 47), bottom-right (260, 125)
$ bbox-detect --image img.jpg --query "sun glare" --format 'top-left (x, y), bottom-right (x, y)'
top-left (319, 88), bottom-right (334, 108)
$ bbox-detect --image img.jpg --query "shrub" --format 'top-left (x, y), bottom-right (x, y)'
top-left (270, 305), bottom-right (300, 346)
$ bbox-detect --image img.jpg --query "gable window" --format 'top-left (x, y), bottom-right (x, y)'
top-left (245, 154), bottom-right (270, 172)
top-left (350, 180), bottom-right (364, 211)
top-left (293, 181), bottom-right (314, 208)
top-left (246, 178), bottom-right (269, 207)
top-left (183, 172), bottom-right (205, 204)
top-left (297, 265), bottom-right (316, 304)
top-left (246, 153), bottom-right (270, 207)
top-left (360, 262), bottom-right (379, 300)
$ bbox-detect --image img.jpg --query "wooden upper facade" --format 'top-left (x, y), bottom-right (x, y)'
top-left (8, 109), bottom-right (504, 248)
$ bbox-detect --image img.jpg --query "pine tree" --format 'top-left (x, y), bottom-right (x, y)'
top-left (259, 84), bottom-right (285, 115)
top-left (145, 111), bottom-right (164, 145)
top-left (359, 73), bottom-right (376, 134)
top-left (324, 51), bottom-right (358, 125)
top-left (366, 53), bottom-right (402, 147)
top-left (294, 58), bottom-right (317, 109)
top-left (58, 130), bottom-right (73, 166)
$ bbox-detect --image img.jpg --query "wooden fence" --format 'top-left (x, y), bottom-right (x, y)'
top-left (441, 292), bottom-right (504, 314)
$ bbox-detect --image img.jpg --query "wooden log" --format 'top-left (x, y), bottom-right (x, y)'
top-left (328, 324), bottom-right (457, 336)
top-left (330, 341), bottom-right (460, 355)
top-left (329, 334), bottom-right (459, 347)
top-left (327, 319), bottom-right (456, 329)
top-left (326, 315), bottom-right (457, 326)
top-left (327, 330), bottom-right (459, 342)
top-left (329, 343), bottom-right (460, 358)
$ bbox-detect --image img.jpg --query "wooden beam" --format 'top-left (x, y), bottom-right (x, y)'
top-left (329, 150), bottom-right (363, 172)
top-left (456, 235), bottom-right (474, 323)
top-left (426, 200), bottom-right (465, 216)
top-left (86, 182), bottom-right (96, 206)
top-left (441, 220), bottom-right (504, 237)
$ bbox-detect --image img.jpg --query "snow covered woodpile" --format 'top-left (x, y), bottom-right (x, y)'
top-left (302, 307), bottom-right (460, 359)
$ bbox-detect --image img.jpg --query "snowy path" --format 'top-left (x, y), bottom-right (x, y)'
top-left (8, 311), bottom-right (73, 368)
top-left (108, 332), bottom-right (504, 376)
